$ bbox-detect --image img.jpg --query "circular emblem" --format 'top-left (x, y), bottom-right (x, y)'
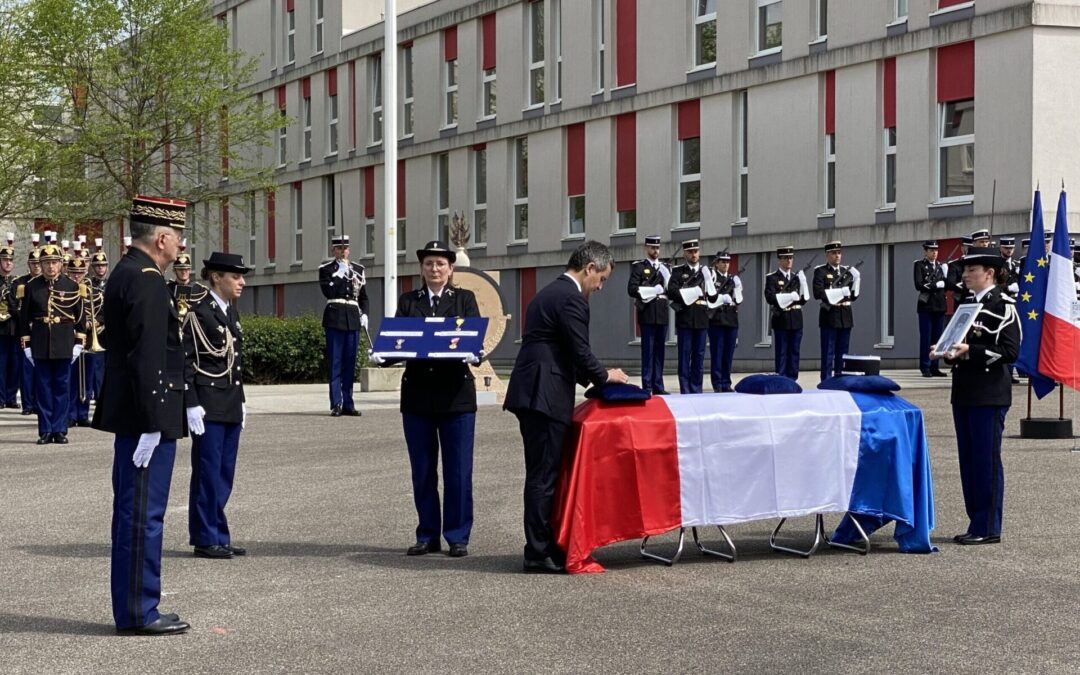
top-left (643, 268), bottom-right (651, 276)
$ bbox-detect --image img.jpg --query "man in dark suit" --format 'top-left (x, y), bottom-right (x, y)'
top-left (319, 235), bottom-right (369, 417)
top-left (812, 240), bottom-right (859, 381)
top-left (913, 240), bottom-right (948, 378)
top-left (504, 241), bottom-right (629, 574)
top-left (91, 195), bottom-right (190, 636)
top-left (626, 235), bottom-right (670, 395)
top-left (763, 246), bottom-right (808, 380)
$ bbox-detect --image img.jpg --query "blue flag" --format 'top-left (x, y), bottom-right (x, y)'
top-left (1014, 189), bottom-right (1057, 399)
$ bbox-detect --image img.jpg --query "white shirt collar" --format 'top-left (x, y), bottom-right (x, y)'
top-left (427, 286), bottom-right (446, 302)
top-left (562, 272), bottom-right (582, 293)
top-left (209, 289), bottom-right (228, 313)
top-left (974, 286), bottom-right (993, 302)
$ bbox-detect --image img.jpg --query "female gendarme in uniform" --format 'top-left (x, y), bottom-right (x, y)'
top-left (933, 252), bottom-right (1020, 546)
top-left (183, 252), bottom-right (251, 559)
top-left (395, 241), bottom-right (480, 558)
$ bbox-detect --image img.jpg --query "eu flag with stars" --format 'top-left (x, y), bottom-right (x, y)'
top-left (1014, 189), bottom-right (1057, 399)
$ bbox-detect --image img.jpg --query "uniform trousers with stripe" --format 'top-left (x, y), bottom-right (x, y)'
top-left (325, 327), bottom-right (358, 411)
top-left (952, 405), bottom-right (1007, 537)
top-left (33, 358), bottom-right (70, 435)
top-left (189, 421), bottom-right (242, 547)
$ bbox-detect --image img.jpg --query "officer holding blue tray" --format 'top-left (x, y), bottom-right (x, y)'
top-left (395, 240), bottom-right (481, 558)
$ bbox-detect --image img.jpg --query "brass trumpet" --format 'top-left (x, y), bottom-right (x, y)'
top-left (82, 280), bottom-right (105, 353)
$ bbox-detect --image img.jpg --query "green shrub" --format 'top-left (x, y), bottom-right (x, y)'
top-left (241, 314), bottom-right (370, 384)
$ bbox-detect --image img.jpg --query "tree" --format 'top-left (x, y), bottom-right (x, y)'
top-left (21, 0), bottom-right (282, 235)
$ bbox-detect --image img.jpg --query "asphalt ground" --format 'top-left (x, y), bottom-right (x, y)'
top-left (1, 373), bottom-right (1079, 674)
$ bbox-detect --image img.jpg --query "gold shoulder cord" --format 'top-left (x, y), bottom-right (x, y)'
top-left (186, 307), bottom-right (236, 382)
top-left (45, 279), bottom-right (85, 326)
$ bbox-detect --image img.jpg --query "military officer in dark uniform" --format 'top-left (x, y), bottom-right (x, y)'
top-left (184, 252), bottom-right (251, 560)
top-left (626, 235), bottom-right (670, 395)
top-left (86, 239), bottom-right (109, 398)
top-left (945, 235), bottom-right (974, 304)
top-left (0, 235), bottom-right (19, 408)
top-left (65, 256), bottom-right (94, 427)
top-left (812, 241), bottom-right (859, 381)
top-left (166, 245), bottom-right (198, 314)
top-left (19, 243), bottom-right (86, 444)
top-left (92, 195), bottom-right (191, 635)
top-left (999, 236), bottom-right (1020, 296)
top-left (13, 239), bottom-right (42, 414)
top-left (319, 235), bottom-right (369, 417)
top-left (666, 240), bottom-right (716, 394)
top-left (913, 241), bottom-right (948, 378)
top-left (707, 250), bottom-right (741, 393)
top-left (931, 252), bottom-right (1020, 545)
top-left (763, 246), bottom-right (808, 380)
top-left (392, 241), bottom-right (480, 558)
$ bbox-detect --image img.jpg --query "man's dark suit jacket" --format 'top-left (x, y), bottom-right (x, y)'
top-left (504, 274), bottom-right (608, 424)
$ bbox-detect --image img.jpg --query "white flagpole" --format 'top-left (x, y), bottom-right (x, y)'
top-left (383, 0), bottom-right (398, 316)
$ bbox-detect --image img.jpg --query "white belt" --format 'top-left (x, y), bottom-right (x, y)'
top-left (327, 299), bottom-right (359, 306)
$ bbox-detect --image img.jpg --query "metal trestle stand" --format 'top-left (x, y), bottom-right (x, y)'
top-left (640, 526), bottom-right (737, 566)
top-left (769, 513), bottom-right (871, 558)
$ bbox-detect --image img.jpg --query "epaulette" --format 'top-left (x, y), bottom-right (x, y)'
top-left (142, 267), bottom-right (161, 275)
top-left (1001, 293), bottom-right (1016, 303)
top-left (631, 259), bottom-right (645, 266)
top-left (814, 263), bottom-right (827, 269)
top-left (319, 258), bottom-right (337, 268)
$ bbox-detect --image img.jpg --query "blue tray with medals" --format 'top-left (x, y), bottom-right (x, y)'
top-left (371, 316), bottom-right (489, 361)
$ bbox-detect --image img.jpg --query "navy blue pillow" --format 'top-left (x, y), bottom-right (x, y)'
top-left (818, 374), bottom-right (901, 395)
top-left (734, 374), bottom-right (803, 395)
top-left (584, 382), bottom-right (652, 402)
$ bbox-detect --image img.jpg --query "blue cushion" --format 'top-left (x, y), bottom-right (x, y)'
top-left (734, 374), bottom-right (803, 395)
top-left (818, 374), bottom-right (901, 395)
top-left (584, 382), bottom-right (652, 402)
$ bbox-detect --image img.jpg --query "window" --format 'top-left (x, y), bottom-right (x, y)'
top-left (694, 0), bottom-right (717, 67)
top-left (758, 252), bottom-right (772, 346)
top-left (615, 112), bottom-right (636, 231)
top-left (266, 189), bottom-right (277, 265)
top-left (292, 183), bottom-right (303, 263)
top-left (482, 67), bottom-right (497, 119)
top-left (737, 90), bottom-right (749, 220)
top-left (371, 54), bottom-right (383, 144)
top-left (939, 99), bottom-right (974, 200)
top-left (824, 133), bottom-right (836, 212)
top-left (397, 219), bottom-right (406, 254)
top-left (364, 217), bottom-right (375, 256)
top-left (883, 127), bottom-right (896, 207)
top-left (880, 244), bottom-right (895, 345)
top-left (566, 123), bottom-right (585, 236)
top-left (313, 0), bottom-right (324, 55)
top-left (363, 167), bottom-right (375, 256)
top-left (552, 0), bottom-right (562, 101)
top-left (755, 0), bottom-right (782, 54)
top-left (323, 176), bottom-right (336, 247)
top-left (286, 4), bottom-right (296, 65)
top-left (301, 77), bottom-right (312, 161)
top-left (247, 192), bottom-right (257, 268)
top-left (327, 89), bottom-right (338, 156)
top-left (402, 45), bottom-right (414, 137)
top-left (480, 13), bottom-right (497, 119)
top-left (527, 0), bottom-right (544, 107)
top-left (594, 0), bottom-right (605, 91)
top-left (436, 153), bottom-right (450, 242)
top-left (895, 0), bottom-right (908, 21)
top-left (815, 0), bottom-right (827, 40)
top-left (472, 147), bottom-right (487, 245)
top-left (444, 58), bottom-right (458, 127)
top-left (513, 137), bottom-right (529, 241)
top-left (276, 87), bottom-right (287, 167)
top-left (679, 137), bottom-right (701, 225)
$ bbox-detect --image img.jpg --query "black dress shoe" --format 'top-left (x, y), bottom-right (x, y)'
top-left (21, 409), bottom-right (33, 415)
top-left (1011, 377), bottom-right (1021, 384)
top-left (653, 389), bottom-right (670, 396)
top-left (51, 433), bottom-right (69, 444)
top-left (36, 434), bottom-right (50, 445)
top-left (116, 616), bottom-right (190, 636)
top-left (341, 408), bottom-right (361, 417)
top-left (921, 372), bottom-right (933, 378)
top-left (330, 406), bottom-right (342, 417)
top-left (224, 544), bottom-right (247, 556)
top-left (956, 534), bottom-right (1001, 546)
top-left (194, 545), bottom-right (233, 559)
top-left (523, 557), bottom-right (565, 574)
top-left (6, 402), bottom-right (20, 409)
top-left (74, 419), bottom-right (91, 427)
top-left (406, 540), bottom-right (440, 556)
top-left (931, 371), bottom-right (948, 377)
top-left (447, 543), bottom-right (468, 558)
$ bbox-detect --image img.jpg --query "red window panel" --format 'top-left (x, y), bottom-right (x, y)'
top-left (444, 26), bottom-right (458, 61)
top-left (728, 254), bottom-right (740, 275)
top-left (472, 142), bottom-right (486, 151)
top-left (400, 276), bottom-right (413, 293)
top-left (939, 0), bottom-right (969, 7)
top-left (221, 199), bottom-right (230, 253)
top-left (33, 219), bottom-right (51, 234)
top-left (276, 85), bottom-right (286, 111)
top-left (74, 221), bottom-right (103, 241)
top-left (677, 99), bottom-right (700, 140)
top-left (326, 67), bottom-right (337, 96)
top-left (397, 160), bottom-right (406, 216)
top-left (302, 77), bottom-right (311, 100)
top-left (349, 61), bottom-right (357, 149)
top-left (615, 0), bottom-right (637, 87)
top-left (519, 267), bottom-right (536, 333)
top-left (937, 41), bottom-right (974, 102)
top-left (824, 70), bottom-right (836, 134)
top-left (615, 112), bottom-right (636, 213)
top-left (481, 13), bottom-right (496, 70)
top-left (566, 123), bottom-right (585, 197)
top-left (286, 0), bottom-right (294, 12)
top-left (364, 167), bottom-right (375, 218)
top-left (883, 58), bottom-right (897, 129)
top-left (274, 284), bottom-right (285, 318)
top-left (266, 189), bottom-right (277, 262)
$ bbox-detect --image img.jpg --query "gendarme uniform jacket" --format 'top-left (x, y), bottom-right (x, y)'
top-left (319, 258), bottom-right (370, 331)
top-left (708, 272), bottom-right (741, 328)
top-left (626, 258), bottom-right (670, 325)
top-left (183, 292), bottom-right (245, 424)
top-left (396, 286), bottom-right (480, 416)
top-left (764, 269), bottom-right (807, 331)
top-left (946, 260), bottom-right (967, 300)
top-left (813, 264), bottom-right (858, 329)
top-left (19, 275), bottom-right (86, 360)
top-left (0, 274), bottom-right (16, 338)
top-left (913, 258), bottom-right (948, 314)
top-left (91, 247), bottom-right (187, 440)
top-left (945, 286), bottom-right (1020, 407)
top-left (666, 263), bottom-right (716, 330)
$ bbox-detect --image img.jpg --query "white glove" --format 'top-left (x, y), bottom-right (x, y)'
top-left (186, 406), bottom-right (206, 436)
top-left (332, 266), bottom-right (348, 279)
top-left (935, 280), bottom-right (945, 289)
top-left (1008, 283), bottom-right (1019, 294)
top-left (654, 284), bottom-right (665, 295)
top-left (841, 287), bottom-right (851, 299)
top-left (720, 294), bottom-right (733, 305)
top-left (241, 403), bottom-right (246, 430)
top-left (133, 432), bottom-right (161, 468)
top-left (360, 313), bottom-right (369, 329)
top-left (23, 347), bottom-right (33, 366)
top-left (464, 353), bottom-right (480, 365)
top-left (71, 344), bottom-right (83, 364)
top-left (369, 352), bottom-right (385, 366)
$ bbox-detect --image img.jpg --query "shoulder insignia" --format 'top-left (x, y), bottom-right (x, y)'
top-left (1001, 294), bottom-right (1016, 303)
top-left (15, 285), bottom-right (24, 299)
top-left (814, 264), bottom-right (827, 269)
top-left (319, 258), bottom-right (337, 268)
top-left (141, 267), bottom-right (161, 275)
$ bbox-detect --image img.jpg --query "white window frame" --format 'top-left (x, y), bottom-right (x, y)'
top-left (443, 57), bottom-right (458, 128)
top-left (286, 6), bottom-right (296, 65)
top-left (568, 195), bottom-right (585, 236)
top-left (814, 0), bottom-right (828, 41)
top-left (527, 0), bottom-right (545, 109)
top-left (364, 216), bottom-right (375, 257)
top-left (302, 96), bottom-right (312, 160)
top-left (895, 0), bottom-right (908, 22)
top-left (883, 126), bottom-right (896, 208)
top-left (370, 54), bottom-right (383, 145)
top-left (678, 137), bottom-right (701, 227)
top-left (436, 152), bottom-right (450, 241)
top-left (292, 183), bottom-right (303, 264)
top-left (480, 66), bottom-right (496, 120)
top-left (737, 90), bottom-right (749, 222)
top-left (313, 0), bottom-right (324, 55)
top-left (937, 99), bottom-right (975, 203)
top-left (757, 252), bottom-right (772, 347)
top-left (879, 243), bottom-right (895, 346)
top-left (396, 218), bottom-right (406, 255)
top-left (277, 110), bottom-right (287, 167)
top-left (327, 92), bottom-right (338, 156)
top-left (754, 0), bottom-right (783, 56)
top-left (323, 176), bottom-right (336, 248)
top-left (552, 0), bottom-right (563, 102)
top-left (693, 0), bottom-right (717, 68)
top-left (594, 0), bottom-right (605, 93)
top-left (248, 192), bottom-right (257, 267)
top-left (513, 137), bottom-right (529, 242)
top-left (472, 147), bottom-right (487, 245)
top-left (823, 132), bottom-right (836, 213)
top-left (402, 45), bottom-right (414, 138)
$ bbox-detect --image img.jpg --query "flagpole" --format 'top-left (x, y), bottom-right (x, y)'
top-left (383, 0), bottom-right (399, 317)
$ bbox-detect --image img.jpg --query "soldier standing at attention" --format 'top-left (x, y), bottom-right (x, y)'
top-left (706, 250), bottom-right (742, 393)
top-left (319, 235), bottom-right (369, 417)
top-left (813, 241), bottom-right (859, 381)
top-left (913, 241), bottom-right (948, 378)
top-left (626, 235), bottom-right (670, 395)
top-left (86, 240), bottom-right (109, 398)
top-left (13, 238), bottom-right (42, 415)
top-left (0, 236), bottom-right (19, 408)
top-left (763, 246), bottom-right (808, 381)
top-left (666, 240), bottom-right (716, 394)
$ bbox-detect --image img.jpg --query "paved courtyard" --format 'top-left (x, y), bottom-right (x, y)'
top-left (1, 374), bottom-right (1079, 673)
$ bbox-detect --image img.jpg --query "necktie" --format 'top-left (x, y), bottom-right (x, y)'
top-left (430, 294), bottom-right (440, 313)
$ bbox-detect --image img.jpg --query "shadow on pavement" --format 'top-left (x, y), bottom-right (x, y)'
top-left (0, 612), bottom-right (114, 636)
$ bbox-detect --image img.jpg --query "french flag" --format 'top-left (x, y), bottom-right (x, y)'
top-left (1038, 191), bottom-right (1080, 390)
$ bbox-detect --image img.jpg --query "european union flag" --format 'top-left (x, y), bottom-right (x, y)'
top-left (1014, 189), bottom-right (1057, 398)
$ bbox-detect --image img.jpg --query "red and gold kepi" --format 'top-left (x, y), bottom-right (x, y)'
top-left (38, 243), bottom-right (63, 261)
top-left (130, 195), bottom-right (188, 230)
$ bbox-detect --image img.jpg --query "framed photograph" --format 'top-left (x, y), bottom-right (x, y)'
top-left (932, 304), bottom-right (981, 358)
